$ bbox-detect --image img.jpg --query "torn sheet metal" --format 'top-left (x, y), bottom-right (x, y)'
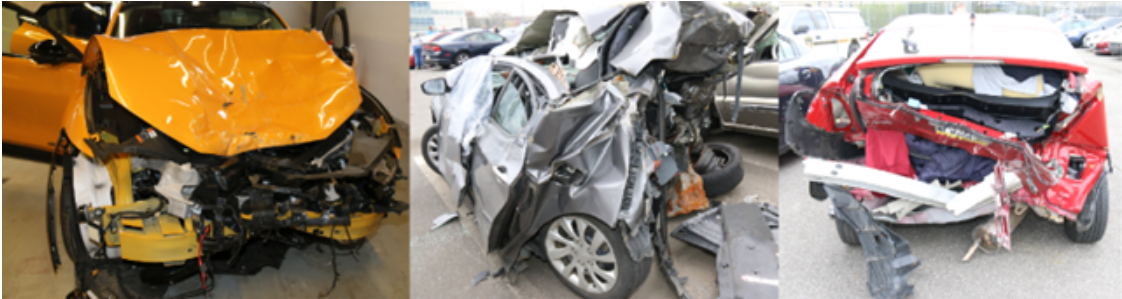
top-left (804, 158), bottom-right (958, 208)
top-left (504, 10), bottom-right (579, 55)
top-left (671, 202), bottom-right (780, 255)
top-left (433, 57), bottom-right (495, 204)
top-left (827, 185), bottom-right (919, 299)
top-left (662, 2), bottom-right (752, 73)
top-left (430, 212), bottom-right (459, 231)
top-left (609, 1), bottom-right (682, 76)
top-left (670, 206), bottom-right (723, 254)
top-left (716, 202), bottom-right (778, 299)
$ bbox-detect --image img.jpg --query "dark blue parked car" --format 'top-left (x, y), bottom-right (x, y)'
top-left (422, 30), bottom-right (507, 69)
top-left (1066, 17), bottom-right (1122, 47)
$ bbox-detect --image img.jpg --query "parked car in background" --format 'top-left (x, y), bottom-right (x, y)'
top-left (411, 31), bottom-right (452, 69)
top-left (1056, 17), bottom-right (1093, 33)
top-left (776, 6), bottom-right (869, 59)
top-left (1092, 28), bottom-right (1119, 55)
top-left (498, 23), bottom-right (529, 40)
top-left (1109, 29), bottom-right (1122, 55)
top-left (1084, 22), bottom-right (1122, 50)
top-left (1066, 16), bottom-right (1122, 47)
top-left (711, 12), bottom-right (845, 154)
top-left (422, 29), bottom-right (506, 69)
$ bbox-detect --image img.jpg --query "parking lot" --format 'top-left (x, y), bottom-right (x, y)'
top-left (779, 50), bottom-right (1122, 298)
top-left (407, 68), bottom-right (779, 298)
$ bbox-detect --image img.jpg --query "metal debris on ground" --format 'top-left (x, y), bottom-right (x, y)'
top-left (717, 202), bottom-right (779, 299)
top-left (430, 213), bottom-right (459, 231)
top-left (471, 270), bottom-right (490, 287)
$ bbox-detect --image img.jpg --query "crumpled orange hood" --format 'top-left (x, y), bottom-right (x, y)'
top-left (91, 29), bottom-right (360, 156)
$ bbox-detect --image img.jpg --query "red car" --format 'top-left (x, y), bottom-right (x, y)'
top-left (787, 14), bottom-right (1109, 297)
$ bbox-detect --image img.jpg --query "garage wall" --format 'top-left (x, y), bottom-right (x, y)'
top-left (268, 1), bottom-right (313, 30)
top-left (335, 1), bottom-right (410, 125)
top-left (12, 1), bottom-right (48, 11)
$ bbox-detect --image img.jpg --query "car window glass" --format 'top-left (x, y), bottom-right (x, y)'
top-left (38, 3), bottom-right (108, 39)
top-left (791, 11), bottom-right (813, 33)
top-left (117, 3), bottom-right (285, 37)
top-left (483, 32), bottom-right (503, 42)
top-left (492, 73), bottom-right (530, 134)
top-left (777, 38), bottom-right (797, 61)
top-left (809, 10), bottom-right (829, 30)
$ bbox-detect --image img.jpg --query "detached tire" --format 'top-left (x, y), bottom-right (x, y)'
top-left (541, 215), bottom-right (651, 299)
top-left (834, 216), bottom-right (860, 246)
top-left (696, 142), bottom-right (744, 197)
top-left (1064, 171), bottom-right (1109, 243)
top-left (421, 126), bottom-right (441, 175)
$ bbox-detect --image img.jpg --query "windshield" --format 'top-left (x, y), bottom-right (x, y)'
top-left (115, 2), bottom-right (284, 37)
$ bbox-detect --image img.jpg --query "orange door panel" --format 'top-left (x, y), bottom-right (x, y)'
top-left (2, 56), bottom-right (82, 150)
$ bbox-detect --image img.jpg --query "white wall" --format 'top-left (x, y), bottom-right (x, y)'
top-left (336, 1), bottom-right (410, 125)
top-left (268, 1), bottom-right (313, 30)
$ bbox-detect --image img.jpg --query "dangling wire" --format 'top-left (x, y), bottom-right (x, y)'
top-left (197, 225), bottom-right (211, 298)
top-left (319, 225), bottom-right (340, 297)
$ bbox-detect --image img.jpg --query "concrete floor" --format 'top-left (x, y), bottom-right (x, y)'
top-left (2, 129), bottom-right (412, 298)
top-left (779, 50), bottom-right (1122, 298)
top-left (407, 68), bottom-right (779, 298)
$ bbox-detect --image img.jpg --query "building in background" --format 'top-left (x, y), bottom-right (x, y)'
top-left (410, 1), bottom-right (467, 34)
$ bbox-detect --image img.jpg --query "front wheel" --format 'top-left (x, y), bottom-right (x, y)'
top-left (421, 126), bottom-right (441, 175)
top-left (542, 215), bottom-right (650, 299)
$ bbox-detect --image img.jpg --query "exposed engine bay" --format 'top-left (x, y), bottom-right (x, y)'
top-left (48, 66), bottom-right (406, 298)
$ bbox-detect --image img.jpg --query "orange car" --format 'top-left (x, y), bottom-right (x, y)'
top-left (3, 2), bottom-right (404, 297)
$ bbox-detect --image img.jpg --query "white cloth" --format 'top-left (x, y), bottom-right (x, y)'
top-left (972, 64), bottom-right (1056, 97)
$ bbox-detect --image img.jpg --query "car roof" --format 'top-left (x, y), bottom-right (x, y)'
top-left (856, 14), bottom-right (1087, 73)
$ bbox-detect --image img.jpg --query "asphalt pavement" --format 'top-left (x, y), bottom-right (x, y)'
top-left (778, 50), bottom-right (1122, 298)
top-left (407, 67), bottom-right (779, 298)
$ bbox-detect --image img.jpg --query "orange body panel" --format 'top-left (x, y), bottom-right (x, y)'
top-left (2, 56), bottom-right (83, 150)
top-left (76, 29), bottom-right (360, 156)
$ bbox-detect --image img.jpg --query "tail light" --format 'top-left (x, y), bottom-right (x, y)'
top-left (424, 45), bottom-right (441, 53)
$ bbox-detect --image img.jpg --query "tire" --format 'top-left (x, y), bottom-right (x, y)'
top-left (696, 142), bottom-right (744, 197)
top-left (453, 52), bottom-right (470, 67)
top-left (1081, 35), bottom-right (1091, 48)
top-left (847, 42), bottom-right (860, 58)
top-left (1064, 171), bottom-right (1109, 243)
top-left (834, 216), bottom-right (860, 246)
top-left (421, 126), bottom-right (441, 175)
top-left (541, 215), bottom-right (651, 299)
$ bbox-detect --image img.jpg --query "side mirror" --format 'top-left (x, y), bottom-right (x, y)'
top-left (793, 25), bottom-right (809, 35)
top-left (29, 40), bottom-right (68, 64)
top-left (421, 78), bottom-right (450, 95)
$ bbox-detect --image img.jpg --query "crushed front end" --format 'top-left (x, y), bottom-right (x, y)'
top-left (47, 30), bottom-right (407, 298)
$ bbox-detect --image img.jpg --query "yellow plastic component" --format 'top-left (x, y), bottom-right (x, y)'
top-left (100, 132), bottom-right (135, 205)
top-left (301, 211), bottom-right (385, 243)
top-left (118, 214), bottom-right (198, 263)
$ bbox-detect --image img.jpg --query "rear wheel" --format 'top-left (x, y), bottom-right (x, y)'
top-left (1064, 171), bottom-right (1109, 243)
top-left (421, 126), bottom-right (441, 175)
top-left (834, 216), bottom-right (860, 246)
top-left (454, 52), bottom-right (471, 67)
top-left (542, 215), bottom-right (650, 299)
